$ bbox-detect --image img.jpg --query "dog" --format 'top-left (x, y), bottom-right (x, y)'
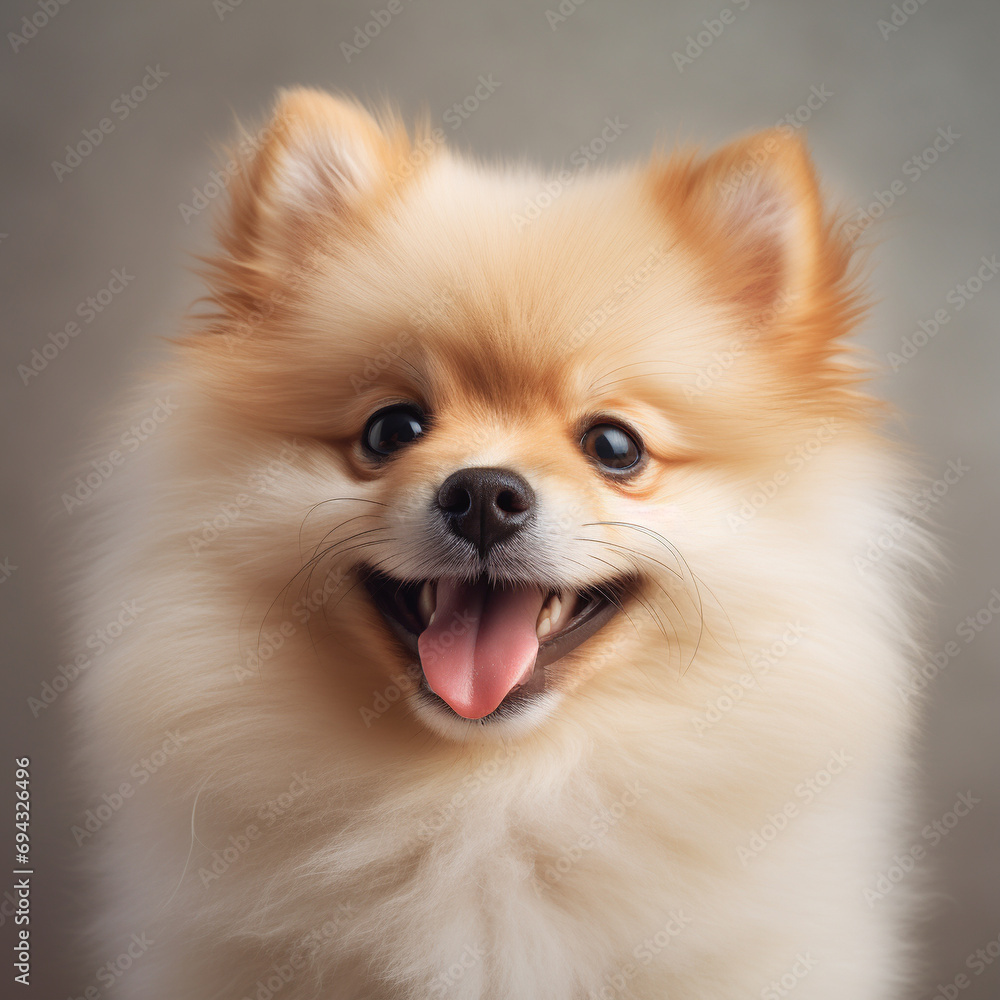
top-left (72, 89), bottom-right (927, 999)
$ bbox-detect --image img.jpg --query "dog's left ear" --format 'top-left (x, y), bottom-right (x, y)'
top-left (656, 131), bottom-right (860, 363)
top-left (221, 88), bottom-right (410, 263)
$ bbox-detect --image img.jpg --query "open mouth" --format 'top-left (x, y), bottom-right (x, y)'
top-left (363, 571), bottom-right (624, 722)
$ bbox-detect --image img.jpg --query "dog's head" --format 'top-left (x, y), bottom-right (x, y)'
top-left (181, 90), bottom-right (870, 740)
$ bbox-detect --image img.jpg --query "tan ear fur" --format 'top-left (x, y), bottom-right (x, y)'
top-left (198, 89), bottom-right (420, 335)
top-left (652, 131), bottom-right (866, 376)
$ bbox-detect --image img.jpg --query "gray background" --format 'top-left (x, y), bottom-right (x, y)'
top-left (1, 1), bottom-right (998, 997)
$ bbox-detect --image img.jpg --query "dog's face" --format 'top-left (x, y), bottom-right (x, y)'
top-left (183, 90), bottom-right (866, 740)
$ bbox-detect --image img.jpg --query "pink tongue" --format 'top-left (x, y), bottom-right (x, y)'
top-left (417, 579), bottom-right (545, 720)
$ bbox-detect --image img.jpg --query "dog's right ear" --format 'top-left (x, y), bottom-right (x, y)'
top-left (186, 90), bottom-right (424, 417)
top-left (199, 89), bottom-right (421, 332)
top-left (219, 88), bottom-right (409, 265)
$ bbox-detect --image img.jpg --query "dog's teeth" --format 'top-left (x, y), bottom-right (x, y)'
top-left (536, 593), bottom-right (561, 639)
top-left (418, 581), bottom-right (436, 627)
top-left (549, 593), bottom-right (563, 629)
top-left (562, 590), bottom-right (576, 626)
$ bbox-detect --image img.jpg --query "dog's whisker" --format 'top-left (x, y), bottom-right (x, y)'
top-left (300, 534), bottom-right (392, 616)
top-left (352, 337), bottom-right (426, 384)
top-left (581, 520), bottom-right (716, 673)
top-left (276, 530), bottom-right (381, 624)
top-left (570, 550), bottom-right (670, 643)
top-left (588, 359), bottom-right (701, 394)
top-left (319, 573), bottom-right (369, 630)
top-left (576, 536), bottom-right (693, 660)
top-left (591, 372), bottom-right (696, 391)
top-left (613, 521), bottom-right (749, 675)
top-left (296, 496), bottom-right (388, 555)
top-left (305, 513), bottom-right (386, 565)
top-left (553, 554), bottom-right (648, 648)
top-left (298, 508), bottom-right (383, 563)
top-left (251, 523), bottom-right (390, 675)
top-left (569, 546), bottom-right (685, 672)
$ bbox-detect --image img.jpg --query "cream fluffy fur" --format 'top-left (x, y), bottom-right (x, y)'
top-left (72, 91), bottom-right (927, 999)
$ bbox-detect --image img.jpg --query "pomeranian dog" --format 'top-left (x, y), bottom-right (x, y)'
top-left (72, 90), bottom-right (926, 999)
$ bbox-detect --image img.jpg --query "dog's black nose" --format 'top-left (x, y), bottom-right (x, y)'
top-left (436, 467), bottom-right (535, 557)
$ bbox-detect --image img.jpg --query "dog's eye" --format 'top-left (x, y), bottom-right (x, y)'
top-left (581, 423), bottom-right (642, 473)
top-left (363, 405), bottom-right (426, 457)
